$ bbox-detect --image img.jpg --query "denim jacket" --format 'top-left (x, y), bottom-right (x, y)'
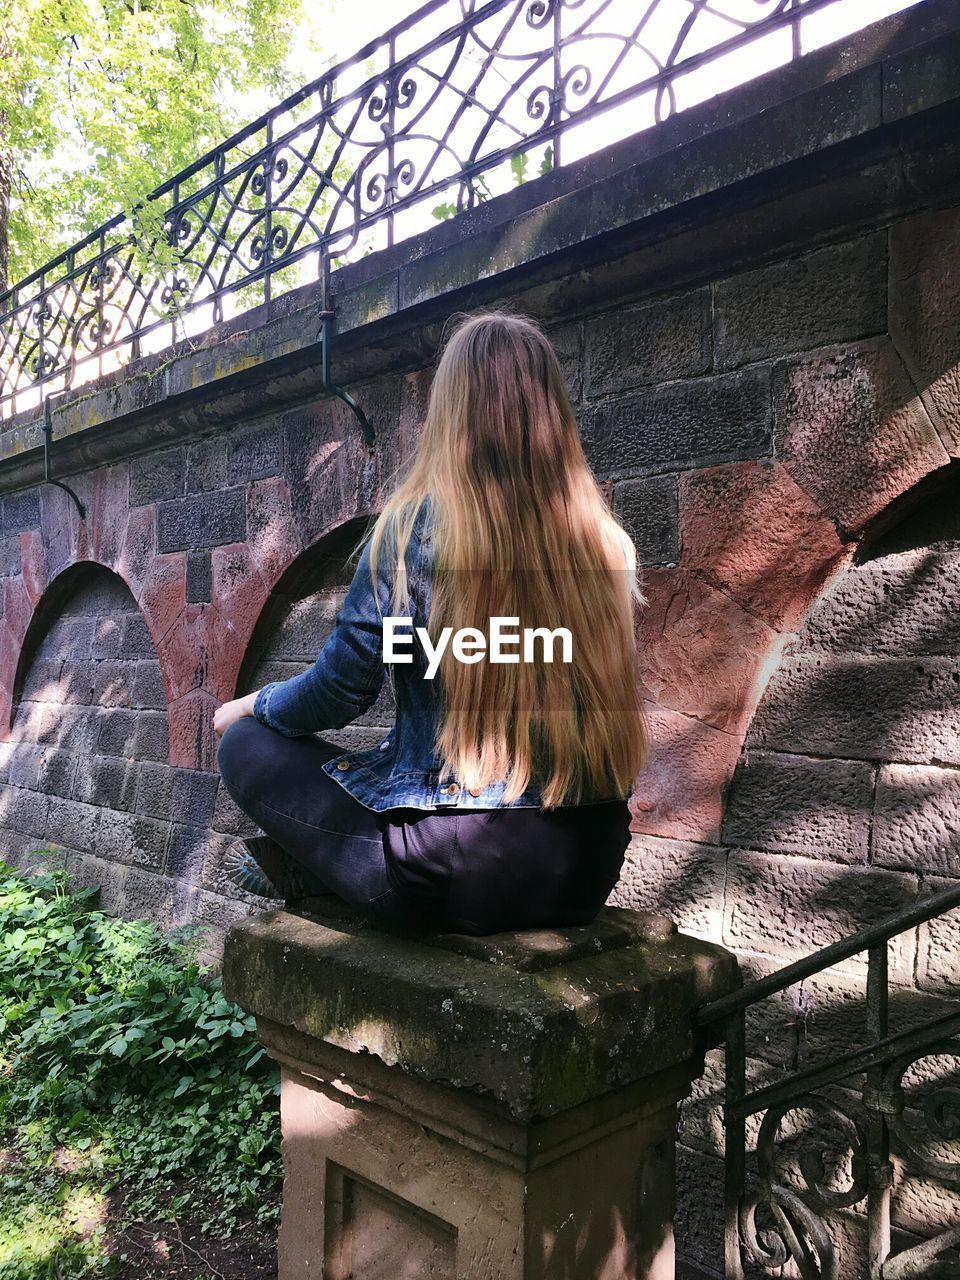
top-left (252, 498), bottom-right (632, 813)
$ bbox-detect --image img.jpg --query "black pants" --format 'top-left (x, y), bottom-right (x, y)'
top-left (216, 716), bottom-right (630, 935)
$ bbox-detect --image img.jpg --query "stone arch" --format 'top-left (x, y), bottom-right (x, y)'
top-left (0, 560), bottom-right (218, 924)
top-left (615, 461), bottom-right (960, 1271)
top-left (237, 514), bottom-right (392, 748)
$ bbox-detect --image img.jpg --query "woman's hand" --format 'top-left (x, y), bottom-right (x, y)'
top-left (213, 691), bottom-right (258, 739)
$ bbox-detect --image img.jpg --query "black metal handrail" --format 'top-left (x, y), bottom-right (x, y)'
top-left (696, 878), bottom-right (960, 1279)
top-left (0, 0), bottom-right (859, 419)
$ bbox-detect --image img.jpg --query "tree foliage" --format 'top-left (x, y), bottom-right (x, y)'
top-left (0, 0), bottom-right (319, 291)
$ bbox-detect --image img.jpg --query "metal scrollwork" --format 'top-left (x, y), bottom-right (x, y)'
top-left (885, 1042), bottom-right (960, 1186)
top-left (0, 0), bottom-right (869, 415)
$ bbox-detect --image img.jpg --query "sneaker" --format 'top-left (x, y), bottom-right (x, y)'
top-left (223, 836), bottom-right (326, 902)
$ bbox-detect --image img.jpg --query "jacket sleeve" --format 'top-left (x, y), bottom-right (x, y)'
top-left (251, 536), bottom-right (394, 737)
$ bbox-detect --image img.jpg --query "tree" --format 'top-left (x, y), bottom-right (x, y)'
top-left (0, 0), bottom-right (322, 295)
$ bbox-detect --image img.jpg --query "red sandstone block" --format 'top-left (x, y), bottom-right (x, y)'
top-left (3, 575), bottom-right (33, 646)
top-left (19, 530), bottom-right (48, 608)
top-left (211, 542), bottom-right (268, 640)
top-left (168, 687), bottom-right (218, 772)
top-left (245, 475), bottom-right (304, 592)
top-left (88, 463), bottom-right (130, 568)
top-left (630, 699), bottom-right (743, 844)
top-left (140, 552), bottom-right (187, 645)
top-left (157, 605), bottom-right (207, 702)
top-left (117, 503), bottom-right (158, 603)
top-left (39, 484), bottom-right (82, 581)
top-left (679, 459), bottom-right (854, 631)
top-left (636, 566), bottom-right (785, 738)
top-left (204, 611), bottom-right (248, 704)
top-left (773, 337), bottom-right (950, 534)
top-left (889, 206), bottom-right (960, 456)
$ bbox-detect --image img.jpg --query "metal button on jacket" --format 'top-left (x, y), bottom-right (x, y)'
top-left (445, 782), bottom-right (460, 796)
top-left (336, 760), bottom-right (351, 771)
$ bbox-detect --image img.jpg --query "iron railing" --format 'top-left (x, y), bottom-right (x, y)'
top-left (0, 0), bottom-right (894, 419)
top-left (695, 879), bottom-right (960, 1280)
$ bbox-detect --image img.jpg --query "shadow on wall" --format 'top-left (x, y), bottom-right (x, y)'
top-left (621, 464), bottom-right (960, 1277)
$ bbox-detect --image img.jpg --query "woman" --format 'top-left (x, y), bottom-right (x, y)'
top-left (214, 307), bottom-right (649, 936)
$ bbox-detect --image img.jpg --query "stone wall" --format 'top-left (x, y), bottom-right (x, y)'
top-left (1, 4), bottom-right (959, 1271)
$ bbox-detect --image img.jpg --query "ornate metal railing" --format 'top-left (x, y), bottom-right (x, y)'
top-left (0, 0), bottom-right (906, 419)
top-left (695, 880), bottom-right (960, 1280)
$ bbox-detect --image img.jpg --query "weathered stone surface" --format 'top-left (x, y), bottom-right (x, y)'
top-left (679, 459), bottom-right (852, 631)
top-left (223, 898), bottom-right (739, 1119)
top-left (245, 474), bottom-right (305, 592)
top-left (186, 550), bottom-right (212, 604)
top-left (156, 489), bottom-right (246, 553)
top-left (724, 851), bottom-right (917, 980)
top-left (773, 338), bottom-right (950, 534)
top-left (584, 289), bottom-right (712, 396)
top-left (917, 876), bottom-right (960, 992)
top-left (723, 749), bottom-right (875, 864)
top-left (873, 763), bottom-right (960, 877)
top-left (185, 437), bottom-right (227, 493)
top-left (636, 567), bottom-right (782, 736)
top-left (630, 700), bottom-right (744, 845)
top-left (1, 486), bottom-right (41, 536)
top-left (889, 205), bottom-right (960, 454)
top-left (608, 832), bottom-right (727, 943)
top-left (129, 448), bottom-right (185, 506)
top-left (745, 653), bottom-right (960, 765)
top-left (613, 474), bottom-right (679, 567)
top-left (793, 547), bottom-right (960, 656)
top-left (226, 422), bottom-right (284, 486)
top-left (714, 233), bottom-right (886, 370)
top-left (581, 367), bottom-right (771, 479)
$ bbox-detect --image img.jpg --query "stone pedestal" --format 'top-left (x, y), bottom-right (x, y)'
top-left (223, 899), bottom-right (739, 1280)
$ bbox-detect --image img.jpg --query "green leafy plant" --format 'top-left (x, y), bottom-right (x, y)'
top-left (0, 858), bottom-right (280, 1278)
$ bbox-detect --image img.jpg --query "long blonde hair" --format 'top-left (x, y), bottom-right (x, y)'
top-left (368, 307), bottom-right (649, 807)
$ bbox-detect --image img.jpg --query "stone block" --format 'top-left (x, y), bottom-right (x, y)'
top-left (773, 338), bottom-right (950, 534)
top-left (745, 652), bottom-right (960, 766)
top-left (129, 448), bottom-right (186, 505)
top-left (165, 822), bottom-right (209, 881)
top-left (722, 749), bottom-right (875, 864)
top-left (1, 487), bottom-right (41, 537)
top-left (95, 708), bottom-right (139, 758)
top-left (156, 490), bottom-right (246, 553)
top-left (544, 318), bottom-right (582, 402)
top-left (3, 787), bottom-right (50, 838)
top-left (168, 688), bottom-right (217, 771)
top-left (134, 710), bottom-right (169, 763)
top-left (37, 747), bottom-right (77, 799)
top-left (186, 437), bottom-right (227, 493)
top-left (0, 534), bottom-right (21, 577)
top-left (724, 850), bottom-right (917, 981)
top-left (73, 754), bottom-right (139, 812)
top-left (8, 741), bottom-right (43, 790)
top-left (44, 796), bottom-right (99, 853)
top-left (792, 547), bottom-right (960, 657)
top-left (636, 568), bottom-right (781, 736)
top-left (186, 550), bottom-right (212, 604)
top-left (630, 700), bottom-right (744, 845)
top-left (889, 205), bottom-right (960, 454)
top-left (90, 616), bottom-right (123, 661)
top-left (117, 502), bottom-right (157, 603)
top-left (873, 763), bottom-right (960, 877)
top-left (714, 233), bottom-right (886, 371)
top-left (581, 367), bottom-right (771, 480)
top-left (227, 422), bottom-right (284, 485)
top-left (138, 554), bottom-right (186, 646)
top-left (135, 761), bottom-right (173, 820)
top-left (679, 459), bottom-right (851, 631)
top-left (584, 289), bottom-right (711, 397)
top-left (93, 660), bottom-right (136, 708)
top-left (65, 851), bottom-right (126, 915)
top-left (224, 901), bottom-right (738, 1280)
top-left (245, 474), bottom-right (305, 592)
top-left (613, 474), bottom-right (679, 567)
top-left (608, 832), bottom-right (727, 943)
top-left (131, 660), bottom-right (167, 710)
top-left (917, 875), bottom-right (960, 993)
